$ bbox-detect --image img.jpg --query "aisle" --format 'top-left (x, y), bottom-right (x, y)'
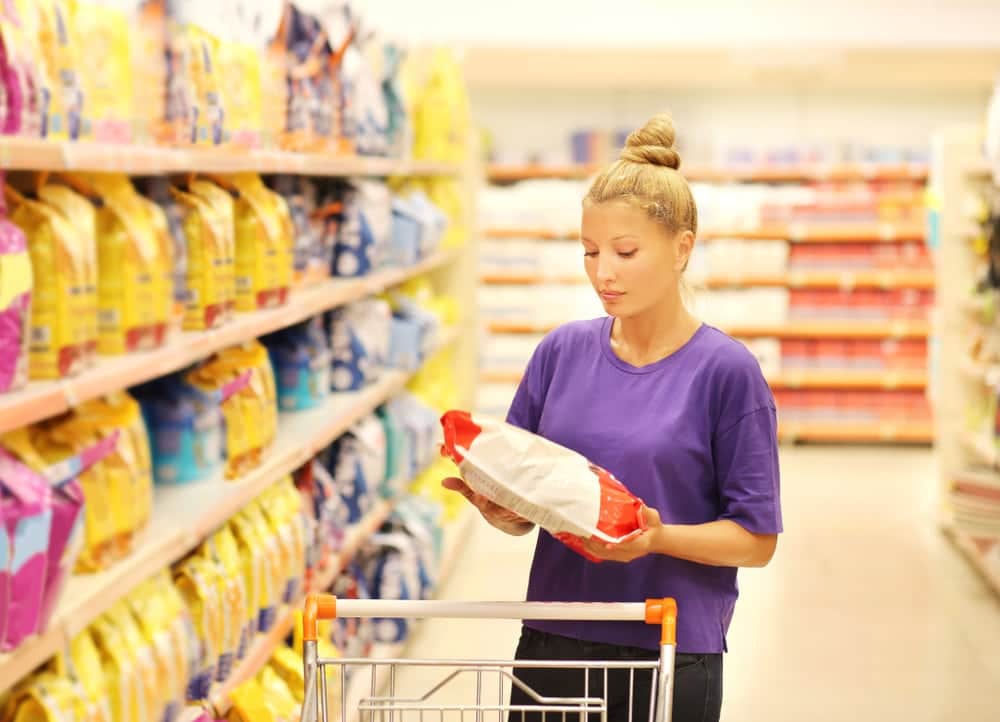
top-left (395, 447), bottom-right (1000, 722)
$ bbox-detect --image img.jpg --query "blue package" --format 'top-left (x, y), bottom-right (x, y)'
top-left (327, 308), bottom-right (371, 392)
top-left (263, 317), bottom-right (332, 412)
top-left (389, 196), bottom-right (422, 267)
top-left (133, 375), bottom-right (224, 485)
top-left (320, 435), bottom-right (372, 525)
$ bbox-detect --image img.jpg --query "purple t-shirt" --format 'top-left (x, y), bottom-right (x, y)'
top-left (506, 317), bottom-right (782, 653)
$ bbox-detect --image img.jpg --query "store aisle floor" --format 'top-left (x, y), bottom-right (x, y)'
top-left (393, 446), bottom-right (1000, 722)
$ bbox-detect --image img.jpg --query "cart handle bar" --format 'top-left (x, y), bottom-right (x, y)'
top-left (302, 595), bottom-right (677, 646)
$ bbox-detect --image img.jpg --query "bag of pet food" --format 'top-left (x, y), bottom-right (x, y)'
top-left (187, 179), bottom-right (236, 317)
top-left (226, 173), bottom-right (292, 312)
top-left (7, 186), bottom-right (89, 380)
top-left (440, 410), bottom-right (647, 562)
top-left (0, 180), bottom-right (32, 392)
top-left (0, 448), bottom-right (52, 651)
top-left (35, 183), bottom-right (99, 366)
top-left (73, 174), bottom-right (169, 355)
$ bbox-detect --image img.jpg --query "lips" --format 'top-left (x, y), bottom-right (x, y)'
top-left (599, 290), bottom-right (624, 300)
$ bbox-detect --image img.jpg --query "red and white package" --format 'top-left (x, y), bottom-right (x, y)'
top-left (440, 410), bottom-right (646, 562)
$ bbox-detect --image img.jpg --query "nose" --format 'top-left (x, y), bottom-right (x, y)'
top-left (595, 256), bottom-right (616, 284)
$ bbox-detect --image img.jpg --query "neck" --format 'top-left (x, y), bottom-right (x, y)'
top-left (612, 292), bottom-right (699, 364)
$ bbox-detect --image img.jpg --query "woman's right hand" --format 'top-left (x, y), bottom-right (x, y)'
top-left (441, 477), bottom-right (535, 536)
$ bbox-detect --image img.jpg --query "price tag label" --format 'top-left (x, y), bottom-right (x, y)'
top-left (787, 271), bottom-right (807, 288)
top-left (883, 372), bottom-right (900, 390)
top-left (879, 223), bottom-right (896, 243)
top-left (879, 424), bottom-right (899, 441)
top-left (838, 272), bottom-right (856, 292)
top-left (788, 223), bottom-right (806, 242)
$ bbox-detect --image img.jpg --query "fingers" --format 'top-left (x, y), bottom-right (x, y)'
top-left (641, 506), bottom-right (662, 527)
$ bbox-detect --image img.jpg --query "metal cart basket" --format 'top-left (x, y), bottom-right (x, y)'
top-left (300, 595), bottom-right (678, 722)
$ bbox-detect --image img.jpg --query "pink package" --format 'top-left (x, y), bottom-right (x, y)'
top-left (36, 431), bottom-right (118, 629)
top-left (0, 174), bottom-right (32, 394)
top-left (0, 448), bottom-right (52, 651)
top-left (0, 1), bottom-right (41, 137)
top-left (0, 496), bottom-right (9, 648)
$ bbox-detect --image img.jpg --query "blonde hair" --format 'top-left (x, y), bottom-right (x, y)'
top-left (584, 113), bottom-right (698, 237)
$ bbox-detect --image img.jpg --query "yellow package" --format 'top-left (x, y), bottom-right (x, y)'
top-left (173, 556), bottom-right (225, 700)
top-left (52, 628), bottom-right (113, 722)
top-left (258, 481), bottom-right (306, 605)
top-left (129, 0), bottom-right (167, 145)
top-left (185, 361), bottom-right (253, 480)
top-left (227, 678), bottom-right (276, 722)
top-left (217, 340), bottom-right (278, 450)
top-left (35, 0), bottom-right (83, 141)
top-left (69, 392), bottom-right (153, 557)
top-left (185, 25), bottom-right (225, 146)
top-left (125, 574), bottom-right (189, 720)
top-left (33, 414), bottom-right (115, 571)
top-left (269, 190), bottom-right (296, 296)
top-left (88, 609), bottom-right (149, 722)
top-left (6, 188), bottom-right (89, 380)
top-left (138, 196), bottom-right (177, 333)
top-left (189, 180), bottom-right (236, 316)
top-left (225, 173), bottom-right (290, 312)
top-left (268, 646), bottom-right (306, 703)
top-left (201, 525), bottom-right (252, 663)
top-left (109, 601), bottom-right (162, 722)
top-left (35, 183), bottom-right (100, 366)
top-left (6, 672), bottom-right (93, 722)
top-left (230, 509), bottom-right (280, 633)
top-left (72, 0), bottom-right (133, 143)
top-left (257, 665), bottom-right (299, 722)
top-left (74, 173), bottom-right (169, 355)
top-left (170, 186), bottom-right (230, 331)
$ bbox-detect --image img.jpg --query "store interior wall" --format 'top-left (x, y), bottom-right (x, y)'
top-left (471, 86), bottom-right (989, 163)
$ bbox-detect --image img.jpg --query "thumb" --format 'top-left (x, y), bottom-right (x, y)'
top-left (641, 506), bottom-right (662, 527)
top-left (441, 477), bottom-right (473, 498)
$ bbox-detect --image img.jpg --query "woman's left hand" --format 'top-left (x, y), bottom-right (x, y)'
top-left (578, 506), bottom-right (665, 563)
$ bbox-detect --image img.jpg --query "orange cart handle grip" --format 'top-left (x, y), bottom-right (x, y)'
top-left (644, 598), bottom-right (678, 646)
top-left (303, 593), bottom-right (338, 641)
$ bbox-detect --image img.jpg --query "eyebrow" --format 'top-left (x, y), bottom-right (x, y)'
top-left (580, 235), bottom-right (638, 242)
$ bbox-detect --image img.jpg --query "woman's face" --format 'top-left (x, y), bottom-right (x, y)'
top-left (580, 201), bottom-right (693, 319)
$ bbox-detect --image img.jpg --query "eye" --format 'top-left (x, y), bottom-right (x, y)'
top-left (618, 250), bottom-right (637, 259)
top-left (583, 250), bottom-right (599, 258)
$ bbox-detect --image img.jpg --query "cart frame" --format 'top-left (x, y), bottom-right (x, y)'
top-left (300, 595), bottom-right (678, 722)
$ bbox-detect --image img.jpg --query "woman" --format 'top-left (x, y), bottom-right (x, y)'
top-left (443, 113), bottom-right (782, 722)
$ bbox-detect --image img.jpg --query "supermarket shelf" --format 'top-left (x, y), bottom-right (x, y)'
top-left (0, 249), bottom-right (458, 435)
top-left (483, 227), bottom-right (578, 240)
top-left (942, 525), bottom-right (1000, 598)
top-left (0, 327), bottom-right (460, 697)
top-left (778, 421), bottom-right (933, 443)
top-left (700, 223), bottom-right (926, 243)
top-left (480, 269), bottom-right (935, 290)
top-left (702, 269), bottom-right (935, 290)
top-left (724, 320), bottom-right (930, 340)
top-left (486, 162), bottom-right (929, 184)
top-left (486, 319), bottom-right (931, 339)
top-left (481, 368), bottom-right (927, 390)
top-left (482, 223), bottom-right (926, 243)
top-left (0, 138), bottom-right (460, 176)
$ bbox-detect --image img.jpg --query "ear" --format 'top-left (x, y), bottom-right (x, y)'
top-left (675, 230), bottom-right (695, 272)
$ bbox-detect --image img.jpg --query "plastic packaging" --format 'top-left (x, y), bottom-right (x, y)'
top-left (0, 178), bottom-right (32, 392)
top-left (440, 410), bottom-right (647, 562)
top-left (263, 317), bottom-right (332, 412)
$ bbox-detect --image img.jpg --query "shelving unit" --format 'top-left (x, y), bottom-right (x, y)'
top-left (476, 158), bottom-right (933, 444)
top-left (0, 327), bottom-right (462, 696)
top-left (0, 249), bottom-right (459, 435)
top-left (929, 125), bottom-right (1000, 597)
top-left (480, 269), bottom-right (935, 290)
top-left (0, 138), bottom-right (460, 176)
top-left (487, 162), bottom-right (929, 184)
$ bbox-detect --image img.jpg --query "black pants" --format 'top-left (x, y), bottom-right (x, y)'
top-left (510, 626), bottom-right (722, 722)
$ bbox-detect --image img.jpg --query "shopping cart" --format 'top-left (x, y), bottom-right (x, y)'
top-left (301, 594), bottom-right (677, 722)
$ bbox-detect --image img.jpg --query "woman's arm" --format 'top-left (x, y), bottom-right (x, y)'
top-left (580, 507), bottom-right (778, 568)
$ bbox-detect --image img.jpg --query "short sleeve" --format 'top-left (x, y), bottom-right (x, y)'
top-left (713, 407), bottom-right (782, 534)
top-left (505, 339), bottom-right (552, 433)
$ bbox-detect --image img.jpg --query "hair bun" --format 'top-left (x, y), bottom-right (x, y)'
top-left (619, 113), bottom-right (681, 170)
